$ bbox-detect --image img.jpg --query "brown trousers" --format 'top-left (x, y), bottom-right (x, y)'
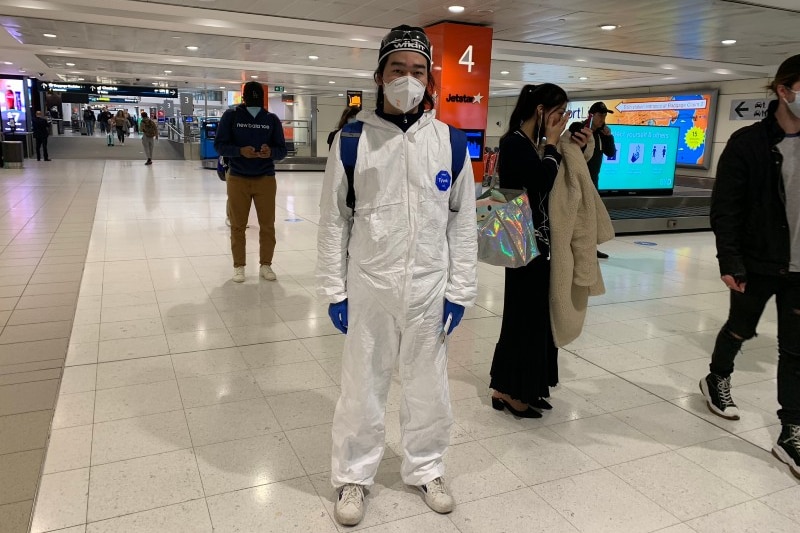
top-left (226, 174), bottom-right (276, 267)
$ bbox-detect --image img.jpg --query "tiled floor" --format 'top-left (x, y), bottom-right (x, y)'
top-left (1, 159), bottom-right (797, 532)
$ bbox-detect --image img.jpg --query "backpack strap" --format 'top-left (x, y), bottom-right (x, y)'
top-left (339, 121), bottom-right (363, 212)
top-left (340, 121), bottom-right (467, 213)
top-left (448, 125), bottom-right (468, 182)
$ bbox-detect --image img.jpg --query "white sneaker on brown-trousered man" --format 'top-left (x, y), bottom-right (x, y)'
top-left (419, 477), bottom-right (454, 513)
top-left (260, 264), bottom-right (277, 281)
top-left (334, 483), bottom-right (364, 526)
top-left (232, 266), bottom-right (245, 283)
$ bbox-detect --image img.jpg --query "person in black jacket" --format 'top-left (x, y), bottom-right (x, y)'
top-left (489, 84), bottom-right (590, 419)
top-left (701, 54), bottom-right (800, 480)
top-left (570, 101), bottom-right (616, 258)
top-left (214, 81), bottom-right (287, 283)
top-left (32, 111), bottom-right (51, 161)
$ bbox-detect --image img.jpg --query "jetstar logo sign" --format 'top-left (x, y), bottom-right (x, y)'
top-left (445, 93), bottom-right (484, 104)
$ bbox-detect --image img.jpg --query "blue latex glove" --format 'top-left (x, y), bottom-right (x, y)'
top-left (443, 299), bottom-right (465, 335)
top-left (328, 299), bottom-right (348, 334)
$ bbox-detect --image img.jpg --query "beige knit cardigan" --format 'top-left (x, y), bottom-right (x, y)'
top-left (548, 131), bottom-right (615, 347)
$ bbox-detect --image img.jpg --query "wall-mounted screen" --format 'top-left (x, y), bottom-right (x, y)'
top-left (596, 125), bottom-right (680, 196)
top-left (463, 129), bottom-right (485, 161)
top-left (569, 90), bottom-right (718, 169)
top-left (1, 78), bottom-right (27, 133)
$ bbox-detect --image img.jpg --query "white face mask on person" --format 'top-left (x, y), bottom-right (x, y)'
top-left (783, 88), bottom-right (800, 119)
top-left (383, 76), bottom-right (426, 113)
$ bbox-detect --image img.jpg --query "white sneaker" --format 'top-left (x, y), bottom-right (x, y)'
top-left (232, 266), bottom-right (245, 283)
top-left (334, 484), bottom-right (364, 526)
top-left (419, 477), bottom-right (454, 514)
top-left (260, 264), bottom-right (277, 281)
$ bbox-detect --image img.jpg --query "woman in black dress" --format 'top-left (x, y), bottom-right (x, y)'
top-left (490, 84), bottom-right (590, 418)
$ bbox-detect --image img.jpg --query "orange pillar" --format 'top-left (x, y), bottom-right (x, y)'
top-left (426, 22), bottom-right (493, 182)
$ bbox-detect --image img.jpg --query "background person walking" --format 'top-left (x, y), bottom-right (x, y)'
top-left (140, 111), bottom-right (158, 165)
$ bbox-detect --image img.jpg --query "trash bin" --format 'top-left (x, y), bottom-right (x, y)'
top-left (2, 141), bottom-right (24, 169)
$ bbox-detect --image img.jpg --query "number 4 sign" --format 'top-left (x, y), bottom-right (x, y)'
top-left (459, 45), bottom-right (475, 72)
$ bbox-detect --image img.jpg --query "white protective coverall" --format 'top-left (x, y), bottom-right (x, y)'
top-left (317, 108), bottom-right (478, 488)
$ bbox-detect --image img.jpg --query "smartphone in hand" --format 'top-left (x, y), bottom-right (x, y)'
top-left (586, 113), bottom-right (594, 130)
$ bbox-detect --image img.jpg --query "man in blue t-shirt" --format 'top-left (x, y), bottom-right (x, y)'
top-left (215, 82), bottom-right (287, 283)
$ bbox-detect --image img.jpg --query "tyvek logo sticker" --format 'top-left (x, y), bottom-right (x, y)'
top-left (436, 170), bottom-right (451, 191)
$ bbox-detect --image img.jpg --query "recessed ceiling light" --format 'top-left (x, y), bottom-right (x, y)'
top-left (152, 82), bottom-right (158, 85)
top-left (579, 76), bottom-right (589, 80)
top-left (308, 55), bottom-right (319, 60)
top-left (250, 75), bottom-right (258, 78)
top-left (43, 33), bottom-right (57, 38)
top-left (77, 77), bottom-right (84, 81)
top-left (350, 38), bottom-right (367, 42)
top-left (65, 62), bottom-right (75, 66)
top-left (662, 64), bottom-right (675, 70)
top-left (329, 80), bottom-right (336, 84)
top-left (171, 36), bottom-right (182, 39)
top-left (186, 46), bottom-right (199, 51)
top-left (19, 69), bottom-right (26, 72)
top-left (721, 39), bottom-right (737, 45)
top-left (163, 70), bottom-right (172, 73)
top-left (576, 58), bottom-right (587, 62)
top-left (500, 70), bottom-right (509, 75)
top-left (448, 5), bottom-right (465, 13)
top-left (599, 25), bottom-right (618, 31)
top-left (338, 93), bottom-right (344, 96)
top-left (663, 76), bottom-right (676, 80)
top-left (219, 86), bottom-right (225, 89)
top-left (3, 61), bottom-right (12, 65)
top-left (713, 68), bottom-right (732, 75)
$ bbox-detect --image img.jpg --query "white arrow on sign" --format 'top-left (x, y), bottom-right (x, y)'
top-left (615, 100), bottom-right (707, 112)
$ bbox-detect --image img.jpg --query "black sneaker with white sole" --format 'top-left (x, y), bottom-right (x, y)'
top-left (772, 424), bottom-right (800, 479)
top-left (699, 373), bottom-right (740, 420)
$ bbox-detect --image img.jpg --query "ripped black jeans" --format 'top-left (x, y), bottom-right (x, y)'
top-left (710, 272), bottom-right (800, 425)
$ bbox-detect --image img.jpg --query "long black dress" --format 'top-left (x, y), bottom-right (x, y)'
top-left (489, 130), bottom-right (561, 403)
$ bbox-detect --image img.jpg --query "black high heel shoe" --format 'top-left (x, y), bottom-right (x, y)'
top-left (491, 397), bottom-right (542, 419)
top-left (529, 398), bottom-right (553, 410)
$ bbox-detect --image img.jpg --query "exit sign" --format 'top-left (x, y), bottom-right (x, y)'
top-left (274, 86), bottom-right (284, 92)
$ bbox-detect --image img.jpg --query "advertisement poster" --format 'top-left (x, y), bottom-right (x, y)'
top-left (569, 91), bottom-right (717, 168)
top-left (1, 78), bottom-right (27, 133)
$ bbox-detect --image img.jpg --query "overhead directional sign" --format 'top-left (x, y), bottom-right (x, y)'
top-left (729, 99), bottom-right (769, 120)
top-left (40, 82), bottom-right (178, 98)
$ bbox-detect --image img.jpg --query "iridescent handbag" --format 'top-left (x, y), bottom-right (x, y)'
top-left (476, 188), bottom-right (539, 268)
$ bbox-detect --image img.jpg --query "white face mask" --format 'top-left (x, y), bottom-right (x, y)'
top-left (383, 76), bottom-right (426, 113)
top-left (783, 88), bottom-right (800, 119)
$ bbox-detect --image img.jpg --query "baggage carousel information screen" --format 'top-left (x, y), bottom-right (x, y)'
top-left (596, 125), bottom-right (680, 195)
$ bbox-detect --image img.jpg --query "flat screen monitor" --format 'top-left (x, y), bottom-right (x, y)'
top-left (1, 78), bottom-right (27, 133)
top-left (463, 129), bottom-right (484, 161)
top-left (568, 90), bottom-right (718, 169)
top-left (597, 125), bottom-right (680, 196)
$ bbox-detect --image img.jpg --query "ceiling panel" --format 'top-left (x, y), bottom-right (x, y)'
top-left (0, 0), bottom-right (798, 96)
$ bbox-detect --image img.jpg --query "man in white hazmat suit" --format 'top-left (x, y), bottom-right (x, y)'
top-left (316, 25), bottom-right (478, 527)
